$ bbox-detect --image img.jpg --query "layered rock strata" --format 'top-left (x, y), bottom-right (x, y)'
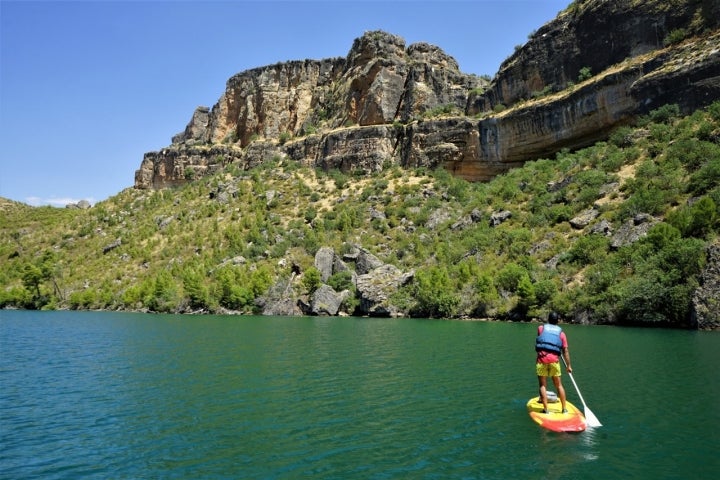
top-left (136, 1), bottom-right (720, 190)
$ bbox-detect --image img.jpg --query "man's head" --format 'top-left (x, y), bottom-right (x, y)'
top-left (548, 311), bottom-right (559, 324)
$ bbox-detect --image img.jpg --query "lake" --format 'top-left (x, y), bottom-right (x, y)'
top-left (1, 310), bottom-right (718, 479)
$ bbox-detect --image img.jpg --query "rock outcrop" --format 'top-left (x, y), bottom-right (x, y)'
top-left (472, 0), bottom-right (719, 112)
top-left (263, 244), bottom-right (414, 318)
top-left (135, 1), bottom-right (720, 190)
top-left (691, 240), bottom-right (720, 330)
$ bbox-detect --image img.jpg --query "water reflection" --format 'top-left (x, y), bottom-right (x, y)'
top-left (580, 426), bottom-right (599, 461)
top-left (533, 422), bottom-right (599, 479)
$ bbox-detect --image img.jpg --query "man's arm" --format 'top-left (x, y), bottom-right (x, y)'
top-left (562, 347), bottom-right (572, 373)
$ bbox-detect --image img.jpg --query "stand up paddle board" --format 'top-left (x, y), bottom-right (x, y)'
top-left (527, 394), bottom-right (586, 432)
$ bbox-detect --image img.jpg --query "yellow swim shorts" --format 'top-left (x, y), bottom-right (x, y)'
top-left (536, 361), bottom-right (561, 377)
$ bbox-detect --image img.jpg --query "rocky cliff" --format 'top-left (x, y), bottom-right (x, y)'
top-left (472, 0), bottom-right (720, 111)
top-left (135, 0), bottom-right (720, 190)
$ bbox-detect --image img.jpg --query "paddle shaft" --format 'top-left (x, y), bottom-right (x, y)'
top-left (560, 355), bottom-right (586, 405)
top-left (567, 370), bottom-right (589, 409)
top-left (561, 356), bottom-right (602, 427)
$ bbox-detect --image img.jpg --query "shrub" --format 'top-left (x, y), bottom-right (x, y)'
top-left (620, 186), bottom-right (673, 219)
top-left (304, 207), bottom-right (317, 223)
top-left (668, 196), bottom-right (718, 238)
top-left (645, 222), bottom-right (681, 249)
top-left (648, 104), bottom-right (680, 124)
top-left (495, 263), bottom-right (529, 292)
top-left (531, 85), bottom-right (554, 98)
top-left (601, 234), bottom-right (705, 326)
top-left (412, 266), bottom-right (460, 318)
top-left (516, 274), bottom-right (536, 307)
top-left (0, 286), bottom-right (32, 309)
top-left (147, 271), bottom-right (180, 313)
top-left (688, 156), bottom-right (720, 196)
top-left (663, 28), bottom-right (687, 46)
top-left (279, 132), bottom-right (292, 145)
top-left (533, 279), bottom-right (557, 306)
top-left (668, 139), bottom-right (720, 172)
top-left (578, 66), bottom-right (592, 82)
top-left (600, 148), bottom-right (629, 172)
top-left (688, 197), bottom-right (718, 238)
top-left (327, 270), bottom-right (354, 292)
top-left (567, 234), bottom-right (609, 266)
top-left (183, 268), bottom-right (211, 310)
top-left (608, 126), bottom-right (635, 148)
top-left (474, 273), bottom-right (499, 306)
top-left (331, 170), bottom-right (349, 190)
top-left (250, 265), bottom-right (273, 298)
top-left (423, 104), bottom-right (457, 118)
top-left (69, 288), bottom-right (100, 310)
top-left (301, 267), bottom-right (322, 294)
top-left (708, 100), bottom-right (720, 121)
top-left (214, 266), bottom-right (255, 311)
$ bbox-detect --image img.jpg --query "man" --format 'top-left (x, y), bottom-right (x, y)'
top-left (535, 311), bottom-right (572, 414)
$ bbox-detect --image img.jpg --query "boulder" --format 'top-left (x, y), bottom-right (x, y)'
top-left (310, 284), bottom-right (349, 316)
top-left (261, 297), bottom-right (303, 317)
top-left (314, 246), bottom-right (335, 282)
top-left (610, 215), bottom-right (657, 248)
top-left (102, 238), bottom-right (122, 254)
top-left (570, 208), bottom-right (600, 229)
top-left (590, 219), bottom-right (613, 236)
top-left (355, 248), bottom-right (384, 275)
top-left (425, 208), bottom-right (452, 230)
top-left (490, 210), bottom-right (512, 227)
top-left (356, 264), bottom-right (414, 316)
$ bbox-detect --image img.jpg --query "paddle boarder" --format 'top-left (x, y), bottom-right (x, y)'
top-left (535, 311), bottom-right (572, 414)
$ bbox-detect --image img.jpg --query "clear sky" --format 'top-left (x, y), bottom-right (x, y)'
top-left (0, 0), bottom-right (569, 207)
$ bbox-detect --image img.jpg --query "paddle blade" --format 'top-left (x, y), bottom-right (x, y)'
top-left (584, 407), bottom-right (602, 428)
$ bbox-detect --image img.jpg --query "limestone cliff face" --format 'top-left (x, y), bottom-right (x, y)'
top-left (472, 0), bottom-right (720, 112)
top-left (169, 31), bottom-right (481, 147)
top-left (135, 0), bottom-right (720, 190)
top-left (136, 31), bottom-right (486, 189)
top-left (203, 58), bottom-right (345, 146)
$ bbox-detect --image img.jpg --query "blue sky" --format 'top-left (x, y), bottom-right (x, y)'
top-left (0, 0), bottom-right (569, 207)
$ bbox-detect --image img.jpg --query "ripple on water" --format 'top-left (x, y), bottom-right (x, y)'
top-left (1, 312), bottom-right (719, 479)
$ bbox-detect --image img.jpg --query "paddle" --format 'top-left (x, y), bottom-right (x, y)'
top-left (562, 356), bottom-right (602, 427)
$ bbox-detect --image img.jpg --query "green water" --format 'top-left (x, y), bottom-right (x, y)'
top-left (1, 310), bottom-right (718, 479)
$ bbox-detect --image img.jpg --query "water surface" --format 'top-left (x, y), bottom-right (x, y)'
top-left (1, 310), bottom-right (718, 479)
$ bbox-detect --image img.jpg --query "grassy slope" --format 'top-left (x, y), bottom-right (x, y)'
top-left (2, 102), bottom-right (720, 327)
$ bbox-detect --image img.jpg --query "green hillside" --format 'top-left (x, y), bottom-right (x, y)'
top-left (2, 102), bottom-right (720, 327)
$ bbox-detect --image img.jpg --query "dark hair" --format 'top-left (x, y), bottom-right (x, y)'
top-left (548, 311), bottom-right (559, 324)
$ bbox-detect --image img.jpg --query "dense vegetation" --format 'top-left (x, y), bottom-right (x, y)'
top-left (2, 102), bottom-right (720, 327)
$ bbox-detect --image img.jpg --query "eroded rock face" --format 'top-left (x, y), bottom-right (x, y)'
top-left (135, 30), bottom-right (485, 189)
top-left (356, 264), bottom-right (414, 317)
top-left (692, 241), bottom-right (720, 329)
top-left (172, 106), bottom-right (210, 145)
top-left (170, 30), bottom-right (482, 150)
top-left (473, 0), bottom-right (719, 112)
top-left (135, 145), bottom-right (245, 189)
top-left (311, 284), bottom-right (349, 316)
top-left (205, 58), bottom-right (346, 147)
top-left (135, 2), bottom-right (720, 191)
